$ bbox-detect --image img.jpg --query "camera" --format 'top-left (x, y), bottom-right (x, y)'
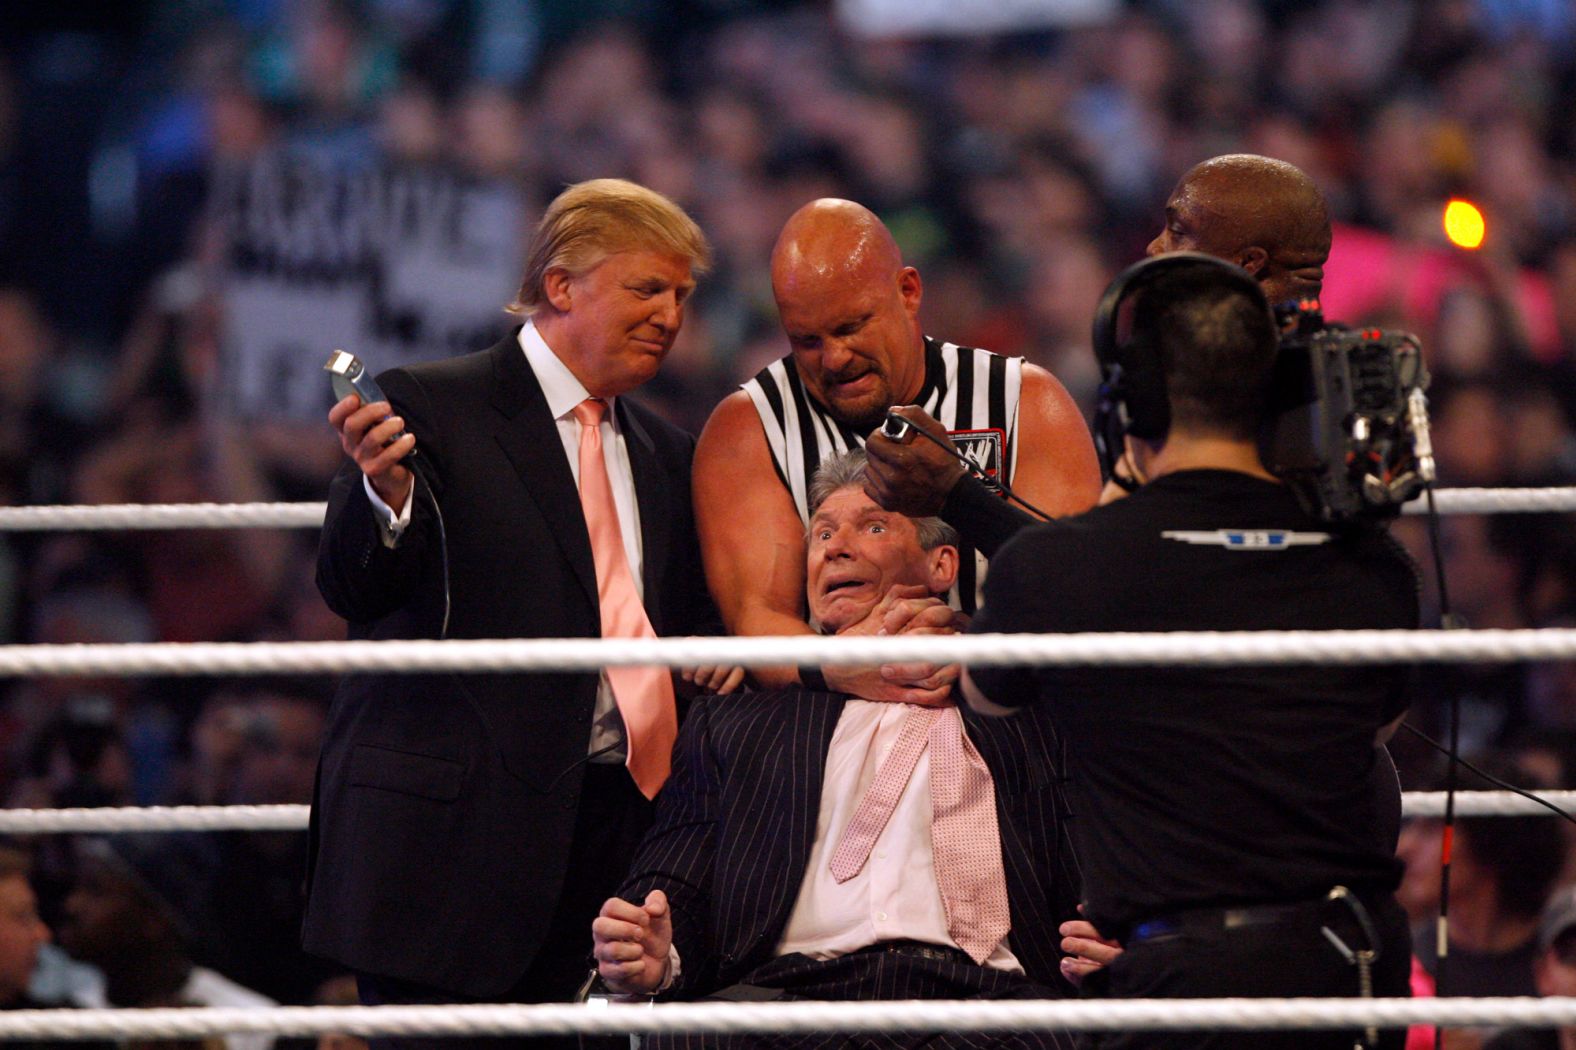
top-left (1263, 303), bottom-right (1435, 524)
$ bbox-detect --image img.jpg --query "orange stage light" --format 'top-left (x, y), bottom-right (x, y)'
top-left (1443, 199), bottom-right (1486, 250)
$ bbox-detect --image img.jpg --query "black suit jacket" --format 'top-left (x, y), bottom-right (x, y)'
top-left (618, 690), bottom-right (1081, 997)
top-left (304, 333), bottom-right (717, 997)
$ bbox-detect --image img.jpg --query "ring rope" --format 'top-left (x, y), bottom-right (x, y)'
top-left (0, 503), bottom-right (327, 531)
top-left (0, 999), bottom-right (1567, 1041)
top-left (0, 805), bottom-right (306, 834)
top-left (1402, 486), bottom-right (1576, 514)
top-left (2, 629), bottom-right (1574, 678)
top-left (0, 487), bottom-right (1572, 532)
top-left (0, 791), bottom-right (1560, 836)
top-left (2, 496), bottom-right (1565, 1042)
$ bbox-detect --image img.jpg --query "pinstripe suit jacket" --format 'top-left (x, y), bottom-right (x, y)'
top-left (619, 689), bottom-right (1080, 997)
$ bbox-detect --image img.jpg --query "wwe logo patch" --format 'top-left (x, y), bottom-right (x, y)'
top-left (948, 428), bottom-right (1006, 493)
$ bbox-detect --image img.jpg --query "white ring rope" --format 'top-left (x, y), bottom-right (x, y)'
top-left (1, 494), bottom-right (1567, 1043)
top-left (0, 805), bottom-right (306, 834)
top-left (0, 999), bottom-right (1568, 1041)
top-left (0, 503), bottom-right (327, 531)
top-left (2, 629), bottom-right (1575, 678)
top-left (0, 791), bottom-right (1562, 836)
top-left (1401, 487), bottom-right (1576, 515)
top-left (1401, 790), bottom-right (1576, 817)
top-left (0, 487), bottom-right (1571, 532)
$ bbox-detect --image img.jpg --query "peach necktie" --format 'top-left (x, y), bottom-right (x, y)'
top-left (828, 705), bottom-right (1011, 964)
top-left (572, 398), bottom-right (676, 799)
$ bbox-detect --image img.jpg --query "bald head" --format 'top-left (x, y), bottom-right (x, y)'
top-left (770, 199), bottom-right (927, 429)
top-left (1147, 154), bottom-right (1332, 305)
top-left (771, 199), bottom-right (905, 297)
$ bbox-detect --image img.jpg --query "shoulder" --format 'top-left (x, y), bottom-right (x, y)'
top-left (1338, 524), bottom-right (1422, 621)
top-left (699, 388), bottom-right (765, 443)
top-left (380, 340), bottom-right (507, 398)
top-left (993, 514), bottom-right (1092, 565)
top-left (694, 389), bottom-right (775, 482)
top-left (987, 509), bottom-right (1115, 593)
top-left (1017, 363), bottom-right (1089, 430)
top-left (1019, 361), bottom-right (1072, 397)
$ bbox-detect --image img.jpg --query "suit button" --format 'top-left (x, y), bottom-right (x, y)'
top-left (563, 793), bottom-right (579, 811)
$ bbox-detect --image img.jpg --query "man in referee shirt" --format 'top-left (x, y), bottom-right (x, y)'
top-left (693, 198), bottom-right (1100, 703)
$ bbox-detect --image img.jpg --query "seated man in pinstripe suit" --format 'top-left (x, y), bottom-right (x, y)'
top-left (592, 451), bottom-right (1078, 1050)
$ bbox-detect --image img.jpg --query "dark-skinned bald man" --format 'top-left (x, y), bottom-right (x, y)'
top-left (693, 198), bottom-right (1100, 705)
top-left (864, 153), bottom-right (1334, 525)
top-left (1147, 154), bottom-right (1332, 306)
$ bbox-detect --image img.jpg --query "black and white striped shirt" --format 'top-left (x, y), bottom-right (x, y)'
top-left (741, 336), bottom-right (1024, 613)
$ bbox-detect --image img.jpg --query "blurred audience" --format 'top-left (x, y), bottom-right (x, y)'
top-left (57, 836), bottom-right (275, 1050)
top-left (0, 0), bottom-right (1572, 1012)
top-left (1486, 885), bottom-right (1576, 1050)
top-left (1397, 755), bottom-right (1567, 998)
top-left (0, 846), bottom-right (54, 1008)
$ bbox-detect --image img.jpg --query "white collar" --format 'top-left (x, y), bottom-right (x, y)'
top-left (517, 320), bottom-right (616, 423)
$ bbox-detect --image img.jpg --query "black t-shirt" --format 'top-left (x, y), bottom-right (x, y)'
top-left (969, 469), bottom-right (1419, 937)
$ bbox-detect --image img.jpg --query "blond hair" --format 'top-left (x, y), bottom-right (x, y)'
top-left (509, 179), bottom-right (711, 315)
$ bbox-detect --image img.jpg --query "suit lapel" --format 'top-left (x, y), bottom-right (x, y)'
top-left (733, 692), bottom-right (844, 972)
top-left (963, 707), bottom-right (1066, 981)
top-left (786, 694), bottom-right (841, 877)
top-left (487, 337), bottom-right (598, 611)
top-left (616, 399), bottom-right (674, 632)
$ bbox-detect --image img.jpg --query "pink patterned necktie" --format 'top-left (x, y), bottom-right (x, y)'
top-left (827, 705), bottom-right (1012, 964)
top-left (572, 398), bottom-right (676, 800)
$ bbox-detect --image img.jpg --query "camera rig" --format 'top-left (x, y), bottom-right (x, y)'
top-left (1262, 302), bottom-right (1435, 524)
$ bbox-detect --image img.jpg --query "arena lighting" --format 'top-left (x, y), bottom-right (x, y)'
top-left (1443, 199), bottom-right (1486, 249)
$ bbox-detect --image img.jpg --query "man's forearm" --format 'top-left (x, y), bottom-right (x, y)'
top-left (729, 605), bottom-right (819, 689)
top-left (941, 474), bottom-right (1039, 558)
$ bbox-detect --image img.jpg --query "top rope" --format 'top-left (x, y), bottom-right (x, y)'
top-left (2, 629), bottom-right (1575, 678)
top-left (0, 487), bottom-right (1572, 531)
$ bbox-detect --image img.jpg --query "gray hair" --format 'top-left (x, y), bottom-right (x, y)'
top-left (807, 450), bottom-right (959, 551)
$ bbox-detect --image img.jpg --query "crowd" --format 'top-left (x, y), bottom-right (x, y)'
top-left (0, 0), bottom-right (1574, 1042)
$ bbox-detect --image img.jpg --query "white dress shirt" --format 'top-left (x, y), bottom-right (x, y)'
top-left (364, 320), bottom-right (644, 759)
top-left (663, 700), bottom-right (1021, 991)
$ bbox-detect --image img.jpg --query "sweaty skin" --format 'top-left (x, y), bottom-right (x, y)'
top-left (694, 199), bottom-right (1099, 701)
top-left (1146, 153), bottom-right (1332, 306)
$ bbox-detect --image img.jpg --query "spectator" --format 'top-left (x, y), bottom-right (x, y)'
top-left (1397, 755), bottom-right (1568, 998)
top-left (1485, 885), bottom-right (1576, 1050)
top-left (0, 846), bottom-right (52, 1007)
top-left (56, 835), bottom-right (275, 1050)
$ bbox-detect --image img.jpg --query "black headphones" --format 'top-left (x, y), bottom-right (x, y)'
top-left (1090, 251), bottom-right (1267, 482)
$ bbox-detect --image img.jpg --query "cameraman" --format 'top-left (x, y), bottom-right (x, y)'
top-left (962, 257), bottom-right (1419, 1050)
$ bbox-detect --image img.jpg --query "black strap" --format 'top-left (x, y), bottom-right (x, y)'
top-left (940, 474), bottom-right (1038, 560)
